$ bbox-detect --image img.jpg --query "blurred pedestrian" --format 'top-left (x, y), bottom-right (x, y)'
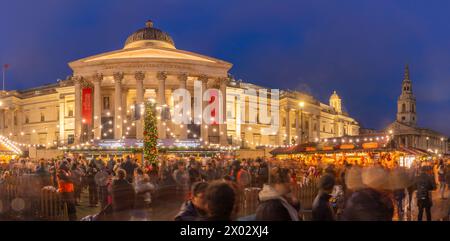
top-left (415, 166), bottom-right (436, 221)
top-left (57, 161), bottom-right (77, 221)
top-left (312, 174), bottom-right (335, 221)
top-left (174, 182), bottom-right (209, 221)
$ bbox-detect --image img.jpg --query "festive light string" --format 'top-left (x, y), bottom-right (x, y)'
top-left (0, 135), bottom-right (23, 155)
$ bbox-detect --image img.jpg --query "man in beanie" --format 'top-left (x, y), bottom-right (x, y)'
top-left (57, 160), bottom-right (77, 221)
top-left (312, 174), bottom-right (336, 221)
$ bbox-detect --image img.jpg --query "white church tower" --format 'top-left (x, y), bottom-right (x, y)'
top-left (396, 64), bottom-right (417, 126)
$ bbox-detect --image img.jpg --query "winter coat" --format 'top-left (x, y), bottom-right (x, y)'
top-left (257, 184), bottom-right (299, 221)
top-left (174, 201), bottom-right (203, 221)
top-left (312, 191), bottom-right (335, 221)
top-left (111, 179), bottom-right (135, 212)
top-left (415, 173), bottom-right (436, 204)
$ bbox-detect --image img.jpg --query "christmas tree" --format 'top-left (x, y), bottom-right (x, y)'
top-left (143, 101), bottom-right (158, 164)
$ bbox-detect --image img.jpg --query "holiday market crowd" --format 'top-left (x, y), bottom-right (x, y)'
top-left (0, 155), bottom-right (449, 221)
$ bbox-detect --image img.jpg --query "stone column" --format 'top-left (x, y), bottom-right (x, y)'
top-left (93, 73), bottom-right (103, 140)
top-left (9, 108), bottom-right (15, 138)
top-left (178, 73), bottom-right (188, 140)
top-left (113, 72), bottom-right (124, 139)
top-left (74, 76), bottom-right (82, 144)
top-left (59, 96), bottom-right (65, 144)
top-left (135, 71), bottom-right (145, 140)
top-left (157, 71), bottom-right (167, 139)
top-left (219, 77), bottom-right (228, 145)
top-left (285, 108), bottom-right (291, 145)
top-left (122, 88), bottom-right (128, 137)
top-left (315, 115), bottom-right (321, 140)
top-left (199, 75), bottom-right (209, 143)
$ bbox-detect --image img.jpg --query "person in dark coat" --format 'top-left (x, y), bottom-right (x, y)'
top-left (312, 174), bottom-right (335, 221)
top-left (111, 168), bottom-right (136, 220)
top-left (342, 188), bottom-right (394, 221)
top-left (120, 156), bottom-right (137, 183)
top-left (86, 159), bottom-right (99, 207)
top-left (174, 182), bottom-right (209, 221)
top-left (415, 166), bottom-right (436, 221)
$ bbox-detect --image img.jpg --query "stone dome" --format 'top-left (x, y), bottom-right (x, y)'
top-left (124, 20), bottom-right (175, 49)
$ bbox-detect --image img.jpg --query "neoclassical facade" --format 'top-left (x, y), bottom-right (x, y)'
top-left (0, 20), bottom-right (360, 149)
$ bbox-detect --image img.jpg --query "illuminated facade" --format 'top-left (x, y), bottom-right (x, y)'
top-left (0, 20), bottom-right (359, 150)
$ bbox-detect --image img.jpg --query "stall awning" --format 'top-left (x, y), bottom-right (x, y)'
top-left (0, 136), bottom-right (22, 155)
top-left (397, 146), bottom-right (431, 156)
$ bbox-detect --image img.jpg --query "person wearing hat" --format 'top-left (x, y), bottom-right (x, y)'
top-left (57, 160), bottom-right (77, 221)
top-left (312, 174), bottom-right (336, 221)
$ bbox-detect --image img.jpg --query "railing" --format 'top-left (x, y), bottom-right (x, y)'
top-left (40, 187), bottom-right (68, 221)
top-left (0, 175), bottom-right (68, 220)
top-left (237, 187), bottom-right (261, 218)
top-left (236, 177), bottom-right (320, 220)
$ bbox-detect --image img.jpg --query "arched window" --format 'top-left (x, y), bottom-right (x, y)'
top-left (402, 103), bottom-right (406, 112)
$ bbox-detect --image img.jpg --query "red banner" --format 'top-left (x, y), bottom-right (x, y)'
top-left (82, 88), bottom-right (93, 125)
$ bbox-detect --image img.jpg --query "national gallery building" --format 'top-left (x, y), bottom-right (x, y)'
top-left (0, 20), bottom-right (359, 150)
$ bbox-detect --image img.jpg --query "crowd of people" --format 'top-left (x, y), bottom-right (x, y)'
top-left (0, 155), bottom-right (449, 221)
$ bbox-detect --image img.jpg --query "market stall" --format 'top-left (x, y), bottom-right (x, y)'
top-left (61, 139), bottom-right (236, 164)
top-left (270, 135), bottom-right (435, 169)
top-left (0, 135), bottom-right (23, 164)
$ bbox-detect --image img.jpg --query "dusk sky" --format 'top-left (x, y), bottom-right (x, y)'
top-left (0, 0), bottom-right (449, 135)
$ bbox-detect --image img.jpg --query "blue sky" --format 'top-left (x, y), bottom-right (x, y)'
top-left (0, 0), bottom-right (449, 135)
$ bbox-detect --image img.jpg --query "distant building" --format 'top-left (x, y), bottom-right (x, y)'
top-left (385, 65), bottom-right (448, 155)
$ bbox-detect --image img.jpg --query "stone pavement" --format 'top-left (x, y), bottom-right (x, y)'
top-left (76, 186), bottom-right (450, 221)
top-left (76, 185), bottom-right (185, 221)
top-left (398, 189), bottom-right (449, 221)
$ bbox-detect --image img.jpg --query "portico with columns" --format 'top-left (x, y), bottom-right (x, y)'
top-left (68, 20), bottom-right (232, 145)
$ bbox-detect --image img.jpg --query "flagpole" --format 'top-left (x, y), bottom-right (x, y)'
top-left (2, 65), bottom-right (4, 91)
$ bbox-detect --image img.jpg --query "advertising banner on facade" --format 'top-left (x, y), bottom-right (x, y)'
top-left (82, 87), bottom-right (93, 125)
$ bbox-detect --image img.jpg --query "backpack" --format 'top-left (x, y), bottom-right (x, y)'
top-left (416, 181), bottom-right (430, 200)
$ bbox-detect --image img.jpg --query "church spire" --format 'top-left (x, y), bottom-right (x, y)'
top-left (404, 64), bottom-right (410, 80)
top-left (397, 64), bottom-right (416, 126)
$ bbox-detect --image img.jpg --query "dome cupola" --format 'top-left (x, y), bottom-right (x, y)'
top-left (124, 20), bottom-right (175, 49)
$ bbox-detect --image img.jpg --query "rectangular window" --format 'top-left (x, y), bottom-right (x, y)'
top-left (40, 113), bottom-right (45, 122)
top-left (68, 134), bottom-right (75, 144)
top-left (103, 96), bottom-right (110, 110)
top-left (25, 115), bottom-right (29, 124)
top-left (68, 106), bottom-right (74, 117)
